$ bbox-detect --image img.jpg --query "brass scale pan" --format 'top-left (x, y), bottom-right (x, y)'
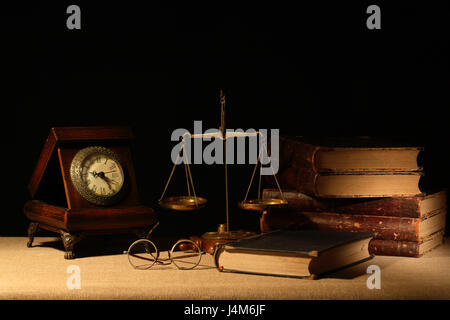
top-left (238, 198), bottom-right (287, 211)
top-left (159, 196), bottom-right (286, 212)
top-left (158, 196), bottom-right (208, 211)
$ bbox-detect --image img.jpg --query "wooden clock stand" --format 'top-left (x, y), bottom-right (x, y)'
top-left (24, 127), bottom-right (157, 259)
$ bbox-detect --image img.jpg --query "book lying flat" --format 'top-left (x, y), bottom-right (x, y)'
top-left (279, 167), bottom-right (425, 198)
top-left (262, 188), bottom-right (447, 218)
top-left (369, 230), bottom-right (445, 257)
top-left (214, 230), bottom-right (375, 279)
top-left (260, 208), bottom-right (447, 242)
top-left (276, 136), bottom-right (426, 198)
top-left (278, 136), bottom-right (424, 172)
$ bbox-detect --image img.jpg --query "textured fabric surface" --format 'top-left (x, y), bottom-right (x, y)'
top-left (1, 236), bottom-right (449, 300)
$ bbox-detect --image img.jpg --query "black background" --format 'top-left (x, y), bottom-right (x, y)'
top-left (9, 1), bottom-right (449, 238)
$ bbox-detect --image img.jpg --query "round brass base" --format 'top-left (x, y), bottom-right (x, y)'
top-left (201, 230), bottom-right (256, 241)
top-left (193, 226), bottom-right (256, 255)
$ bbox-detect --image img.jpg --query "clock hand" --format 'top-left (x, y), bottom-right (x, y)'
top-left (97, 172), bottom-right (113, 190)
top-left (88, 170), bottom-right (116, 178)
top-left (104, 179), bottom-right (112, 190)
top-left (105, 176), bottom-right (118, 185)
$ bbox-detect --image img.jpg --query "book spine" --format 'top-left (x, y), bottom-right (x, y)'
top-left (260, 211), bottom-right (421, 241)
top-left (279, 136), bottom-right (318, 169)
top-left (262, 189), bottom-right (422, 218)
top-left (277, 136), bottom-right (318, 195)
top-left (278, 166), bottom-right (318, 196)
top-left (368, 239), bottom-right (421, 257)
top-left (276, 137), bottom-right (426, 198)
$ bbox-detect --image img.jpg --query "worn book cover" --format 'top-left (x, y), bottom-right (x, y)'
top-left (262, 188), bottom-right (447, 218)
top-left (260, 209), bottom-right (446, 242)
top-left (275, 136), bottom-right (427, 198)
top-left (278, 136), bottom-right (424, 173)
top-left (215, 229), bottom-right (374, 279)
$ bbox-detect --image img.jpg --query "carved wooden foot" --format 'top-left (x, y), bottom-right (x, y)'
top-left (60, 230), bottom-right (83, 259)
top-left (27, 222), bottom-right (39, 248)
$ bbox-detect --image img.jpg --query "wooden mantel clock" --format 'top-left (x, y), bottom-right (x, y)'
top-left (24, 126), bottom-right (157, 259)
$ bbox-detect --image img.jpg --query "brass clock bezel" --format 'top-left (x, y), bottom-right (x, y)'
top-left (70, 146), bottom-right (126, 206)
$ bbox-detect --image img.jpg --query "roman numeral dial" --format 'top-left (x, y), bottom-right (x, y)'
top-left (70, 146), bottom-right (126, 205)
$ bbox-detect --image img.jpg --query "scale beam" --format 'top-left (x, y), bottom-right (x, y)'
top-left (188, 130), bottom-right (262, 140)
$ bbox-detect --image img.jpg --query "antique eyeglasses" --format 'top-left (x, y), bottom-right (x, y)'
top-left (126, 222), bottom-right (205, 270)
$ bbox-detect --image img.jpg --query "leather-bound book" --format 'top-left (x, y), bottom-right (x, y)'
top-left (368, 231), bottom-right (445, 257)
top-left (278, 136), bottom-right (424, 172)
top-left (214, 229), bottom-right (374, 279)
top-left (276, 136), bottom-right (425, 198)
top-left (260, 189), bottom-right (447, 257)
top-left (260, 209), bottom-right (446, 242)
top-left (262, 189), bottom-right (447, 218)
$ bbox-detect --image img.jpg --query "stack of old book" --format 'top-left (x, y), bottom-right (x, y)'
top-left (261, 136), bottom-right (447, 257)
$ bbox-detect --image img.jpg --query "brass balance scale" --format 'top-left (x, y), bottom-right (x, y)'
top-left (158, 90), bottom-right (287, 255)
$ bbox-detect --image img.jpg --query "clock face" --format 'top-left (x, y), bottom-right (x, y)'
top-left (70, 146), bottom-right (126, 205)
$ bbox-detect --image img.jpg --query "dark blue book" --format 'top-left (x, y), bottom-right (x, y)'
top-left (214, 229), bottom-right (375, 279)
